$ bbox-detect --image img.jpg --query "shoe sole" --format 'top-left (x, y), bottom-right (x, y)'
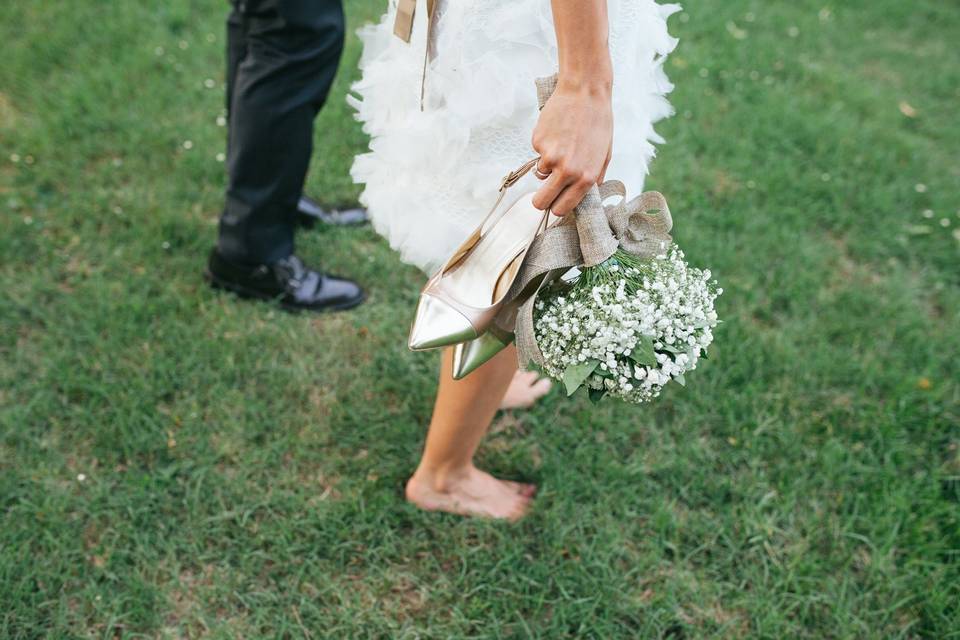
top-left (204, 269), bottom-right (366, 313)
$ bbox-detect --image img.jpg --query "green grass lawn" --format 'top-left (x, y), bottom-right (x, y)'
top-left (2, 0), bottom-right (958, 637)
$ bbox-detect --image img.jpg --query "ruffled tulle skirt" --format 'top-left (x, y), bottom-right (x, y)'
top-left (349, 0), bottom-right (680, 275)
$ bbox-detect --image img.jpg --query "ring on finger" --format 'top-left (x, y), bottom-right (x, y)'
top-left (534, 164), bottom-right (552, 180)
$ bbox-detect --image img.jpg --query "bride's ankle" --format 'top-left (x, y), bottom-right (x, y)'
top-left (408, 463), bottom-right (475, 494)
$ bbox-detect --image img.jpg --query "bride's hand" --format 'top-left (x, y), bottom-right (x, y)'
top-left (531, 78), bottom-right (613, 216)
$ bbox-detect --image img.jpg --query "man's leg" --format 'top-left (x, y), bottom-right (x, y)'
top-left (218, 0), bottom-right (345, 265)
top-left (225, 6), bottom-right (246, 131)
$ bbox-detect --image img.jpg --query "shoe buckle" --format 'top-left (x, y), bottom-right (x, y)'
top-left (499, 157), bottom-right (540, 192)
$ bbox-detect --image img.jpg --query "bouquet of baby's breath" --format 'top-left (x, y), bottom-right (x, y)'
top-left (533, 244), bottom-right (721, 403)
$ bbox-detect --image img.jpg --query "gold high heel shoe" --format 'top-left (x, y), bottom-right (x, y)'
top-left (408, 159), bottom-right (552, 351)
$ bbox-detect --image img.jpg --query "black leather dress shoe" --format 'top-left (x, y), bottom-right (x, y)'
top-left (205, 249), bottom-right (366, 313)
top-left (296, 195), bottom-right (369, 227)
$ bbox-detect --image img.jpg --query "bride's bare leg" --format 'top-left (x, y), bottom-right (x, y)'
top-left (406, 345), bottom-right (537, 520)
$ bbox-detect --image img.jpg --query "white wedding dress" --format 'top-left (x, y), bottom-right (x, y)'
top-left (349, 0), bottom-right (680, 275)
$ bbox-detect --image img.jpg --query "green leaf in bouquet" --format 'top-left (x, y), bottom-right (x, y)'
top-left (595, 366), bottom-right (614, 379)
top-left (659, 344), bottom-right (684, 361)
top-left (673, 372), bottom-right (686, 387)
top-left (627, 335), bottom-right (657, 367)
top-left (563, 359), bottom-right (599, 396)
top-left (588, 387), bottom-right (607, 403)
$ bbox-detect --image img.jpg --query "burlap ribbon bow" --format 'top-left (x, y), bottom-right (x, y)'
top-left (501, 75), bottom-right (675, 369)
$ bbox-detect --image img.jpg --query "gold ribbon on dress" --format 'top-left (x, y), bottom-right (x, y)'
top-left (393, 0), bottom-right (431, 42)
top-left (393, 0), bottom-right (438, 110)
top-left (504, 75), bottom-right (675, 369)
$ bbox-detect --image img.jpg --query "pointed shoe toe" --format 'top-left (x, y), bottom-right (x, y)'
top-left (452, 330), bottom-right (513, 380)
top-left (408, 294), bottom-right (479, 351)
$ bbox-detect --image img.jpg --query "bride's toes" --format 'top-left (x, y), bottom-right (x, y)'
top-left (500, 370), bottom-right (553, 410)
top-left (497, 492), bottom-right (532, 521)
top-left (505, 480), bottom-right (538, 497)
top-left (505, 496), bottom-right (533, 521)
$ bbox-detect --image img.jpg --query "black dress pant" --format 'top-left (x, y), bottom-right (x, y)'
top-left (218, 0), bottom-right (345, 265)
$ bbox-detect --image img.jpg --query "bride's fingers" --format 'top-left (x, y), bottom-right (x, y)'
top-left (534, 158), bottom-right (553, 180)
top-left (549, 178), bottom-right (594, 217)
top-left (531, 171), bottom-right (568, 212)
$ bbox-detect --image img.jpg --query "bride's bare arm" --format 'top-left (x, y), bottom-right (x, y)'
top-left (531, 0), bottom-right (614, 216)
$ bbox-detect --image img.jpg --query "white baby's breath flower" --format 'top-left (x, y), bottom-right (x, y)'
top-left (534, 244), bottom-right (721, 403)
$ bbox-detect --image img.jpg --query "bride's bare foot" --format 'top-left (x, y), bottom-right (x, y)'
top-left (499, 370), bottom-right (552, 410)
top-left (405, 465), bottom-right (536, 520)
